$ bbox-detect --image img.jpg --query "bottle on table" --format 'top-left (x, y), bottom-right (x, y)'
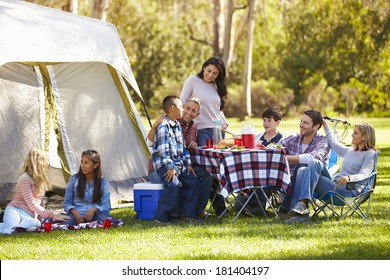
top-left (212, 119), bottom-right (222, 146)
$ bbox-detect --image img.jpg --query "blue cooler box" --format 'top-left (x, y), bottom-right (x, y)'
top-left (133, 182), bottom-right (164, 220)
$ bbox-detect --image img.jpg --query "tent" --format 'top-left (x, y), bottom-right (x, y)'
top-left (0, 0), bottom-right (150, 207)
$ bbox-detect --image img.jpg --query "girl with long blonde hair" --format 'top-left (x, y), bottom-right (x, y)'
top-left (0, 148), bottom-right (69, 234)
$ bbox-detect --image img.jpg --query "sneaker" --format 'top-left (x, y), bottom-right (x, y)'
top-left (171, 212), bottom-right (182, 218)
top-left (291, 201), bottom-right (310, 215)
top-left (284, 215), bottom-right (310, 224)
top-left (197, 211), bottom-right (208, 218)
top-left (153, 219), bottom-right (169, 224)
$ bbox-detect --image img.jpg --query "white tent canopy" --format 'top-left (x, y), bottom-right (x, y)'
top-left (0, 0), bottom-right (149, 206)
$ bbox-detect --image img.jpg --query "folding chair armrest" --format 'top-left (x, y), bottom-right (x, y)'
top-left (353, 171), bottom-right (377, 183)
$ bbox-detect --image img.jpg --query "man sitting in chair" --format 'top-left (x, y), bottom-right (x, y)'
top-left (289, 121), bottom-right (377, 217)
top-left (279, 110), bottom-right (330, 215)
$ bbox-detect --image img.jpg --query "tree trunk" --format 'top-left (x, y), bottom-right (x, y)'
top-left (242, 0), bottom-right (257, 118)
top-left (222, 0), bottom-right (234, 69)
top-left (91, 0), bottom-right (110, 21)
top-left (213, 0), bottom-right (222, 56)
top-left (62, 0), bottom-right (78, 14)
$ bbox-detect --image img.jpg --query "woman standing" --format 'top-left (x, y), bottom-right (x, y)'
top-left (180, 56), bottom-right (228, 146)
top-left (63, 150), bottom-right (116, 225)
top-left (180, 56), bottom-right (229, 217)
top-left (0, 148), bottom-right (69, 234)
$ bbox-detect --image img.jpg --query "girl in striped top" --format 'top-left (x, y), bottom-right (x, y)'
top-left (0, 148), bottom-right (69, 234)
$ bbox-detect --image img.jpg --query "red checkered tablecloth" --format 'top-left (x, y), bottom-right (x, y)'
top-left (191, 148), bottom-right (291, 197)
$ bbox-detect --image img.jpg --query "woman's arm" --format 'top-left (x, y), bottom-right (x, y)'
top-left (323, 122), bottom-right (349, 157)
top-left (220, 111), bottom-right (228, 130)
top-left (180, 75), bottom-right (195, 103)
top-left (350, 150), bottom-right (376, 182)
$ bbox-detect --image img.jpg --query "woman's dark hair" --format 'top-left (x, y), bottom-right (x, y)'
top-left (76, 149), bottom-right (102, 203)
top-left (197, 56), bottom-right (228, 110)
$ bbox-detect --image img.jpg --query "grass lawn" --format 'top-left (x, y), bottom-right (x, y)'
top-left (0, 117), bottom-right (389, 260)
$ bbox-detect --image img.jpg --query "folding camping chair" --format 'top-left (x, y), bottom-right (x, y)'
top-left (312, 152), bottom-right (378, 220)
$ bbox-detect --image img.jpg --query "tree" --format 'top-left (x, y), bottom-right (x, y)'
top-left (278, 0), bottom-right (390, 115)
top-left (189, 0), bottom-right (249, 69)
top-left (91, 0), bottom-right (111, 20)
top-left (61, 0), bottom-right (78, 14)
top-left (26, 0), bottom-right (390, 117)
top-left (242, 0), bottom-right (257, 118)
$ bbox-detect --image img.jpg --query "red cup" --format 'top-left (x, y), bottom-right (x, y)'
top-left (43, 222), bottom-right (52, 232)
top-left (103, 218), bottom-right (112, 229)
top-left (206, 139), bottom-right (213, 148)
top-left (234, 137), bottom-right (242, 147)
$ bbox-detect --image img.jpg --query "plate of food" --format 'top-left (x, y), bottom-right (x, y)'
top-left (216, 145), bottom-right (230, 152)
top-left (230, 145), bottom-right (245, 151)
top-left (266, 143), bottom-right (285, 149)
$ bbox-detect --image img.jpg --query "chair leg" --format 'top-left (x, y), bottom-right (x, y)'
top-left (231, 192), bottom-right (256, 223)
top-left (340, 195), bottom-right (372, 220)
top-left (254, 187), bottom-right (271, 219)
top-left (311, 199), bottom-right (328, 219)
top-left (231, 188), bottom-right (270, 223)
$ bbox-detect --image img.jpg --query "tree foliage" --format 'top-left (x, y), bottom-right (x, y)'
top-left (278, 0), bottom-right (390, 115)
top-left (27, 0), bottom-right (390, 118)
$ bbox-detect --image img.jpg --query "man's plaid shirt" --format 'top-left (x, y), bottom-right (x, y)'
top-left (281, 133), bottom-right (330, 174)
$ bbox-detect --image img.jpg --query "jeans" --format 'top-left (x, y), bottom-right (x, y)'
top-left (154, 165), bottom-right (199, 221)
top-left (192, 165), bottom-right (213, 214)
top-left (151, 166), bottom-right (208, 216)
top-left (2, 205), bottom-right (41, 229)
top-left (279, 164), bottom-right (308, 212)
top-left (63, 210), bottom-right (115, 225)
top-left (196, 128), bottom-right (228, 214)
top-left (196, 128), bottom-right (225, 147)
top-left (209, 179), bottom-right (228, 214)
top-left (291, 159), bottom-right (357, 209)
top-left (196, 128), bottom-right (213, 146)
top-left (149, 169), bottom-right (163, 183)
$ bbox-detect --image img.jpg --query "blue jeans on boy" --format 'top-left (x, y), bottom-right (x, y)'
top-left (151, 163), bottom-right (215, 217)
top-left (154, 165), bottom-right (199, 222)
top-left (291, 159), bottom-right (356, 209)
